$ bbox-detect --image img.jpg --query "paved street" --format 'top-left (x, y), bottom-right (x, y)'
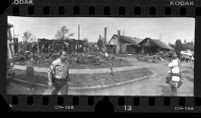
top-left (7, 57), bottom-right (194, 96)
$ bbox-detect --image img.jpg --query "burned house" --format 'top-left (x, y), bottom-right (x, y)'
top-left (139, 38), bottom-right (173, 55)
top-left (38, 38), bottom-right (86, 53)
top-left (107, 30), bottom-right (143, 54)
top-left (107, 30), bottom-right (173, 55)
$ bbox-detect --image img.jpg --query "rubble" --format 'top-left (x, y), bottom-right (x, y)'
top-left (134, 51), bottom-right (173, 63)
top-left (14, 39), bottom-right (130, 68)
top-left (69, 51), bottom-right (116, 66)
top-left (15, 46), bottom-right (126, 68)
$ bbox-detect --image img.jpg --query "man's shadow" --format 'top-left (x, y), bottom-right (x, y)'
top-left (94, 96), bottom-right (114, 112)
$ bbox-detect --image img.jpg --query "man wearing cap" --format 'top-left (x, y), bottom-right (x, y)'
top-left (48, 50), bottom-right (70, 95)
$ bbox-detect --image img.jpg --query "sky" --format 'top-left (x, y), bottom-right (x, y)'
top-left (8, 16), bottom-right (195, 44)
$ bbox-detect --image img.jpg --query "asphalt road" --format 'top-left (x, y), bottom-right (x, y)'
top-left (7, 57), bottom-right (194, 96)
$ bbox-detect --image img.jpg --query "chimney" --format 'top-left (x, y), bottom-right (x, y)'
top-left (117, 30), bottom-right (121, 37)
top-left (78, 24), bottom-right (80, 40)
top-left (104, 27), bottom-right (107, 45)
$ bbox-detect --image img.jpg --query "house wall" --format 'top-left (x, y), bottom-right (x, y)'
top-left (108, 37), bottom-right (143, 54)
top-left (127, 45), bottom-right (138, 54)
top-left (7, 39), bottom-right (14, 60)
top-left (121, 44), bottom-right (127, 53)
top-left (108, 36), bottom-right (121, 53)
top-left (107, 45), bottom-right (116, 53)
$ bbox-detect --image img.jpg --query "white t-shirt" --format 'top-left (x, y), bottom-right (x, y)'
top-left (48, 58), bottom-right (69, 79)
top-left (168, 58), bottom-right (180, 73)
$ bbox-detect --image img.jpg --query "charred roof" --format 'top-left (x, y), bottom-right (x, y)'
top-left (139, 38), bottom-right (173, 50)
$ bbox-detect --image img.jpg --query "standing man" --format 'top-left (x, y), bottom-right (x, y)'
top-left (25, 51), bottom-right (35, 92)
top-left (48, 50), bottom-right (70, 95)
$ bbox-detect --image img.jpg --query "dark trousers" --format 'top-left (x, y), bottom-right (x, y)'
top-left (170, 86), bottom-right (177, 96)
top-left (26, 66), bottom-right (35, 90)
top-left (51, 77), bottom-right (68, 95)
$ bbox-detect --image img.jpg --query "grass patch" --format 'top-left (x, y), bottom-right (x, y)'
top-left (14, 68), bottom-right (152, 87)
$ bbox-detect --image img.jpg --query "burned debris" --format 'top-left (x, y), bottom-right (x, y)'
top-left (14, 27), bottom-right (193, 66)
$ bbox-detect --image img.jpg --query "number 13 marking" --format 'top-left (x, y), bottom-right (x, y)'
top-left (124, 105), bottom-right (132, 111)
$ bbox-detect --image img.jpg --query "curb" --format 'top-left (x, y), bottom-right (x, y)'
top-left (14, 64), bottom-right (142, 74)
top-left (70, 71), bottom-right (156, 91)
top-left (11, 71), bottom-right (156, 91)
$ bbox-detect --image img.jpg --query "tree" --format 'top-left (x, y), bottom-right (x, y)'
top-left (22, 31), bottom-right (32, 43)
top-left (55, 26), bottom-right (74, 40)
top-left (29, 35), bottom-right (36, 42)
top-left (182, 41), bottom-right (194, 51)
top-left (21, 31), bottom-right (34, 52)
top-left (175, 39), bottom-right (183, 59)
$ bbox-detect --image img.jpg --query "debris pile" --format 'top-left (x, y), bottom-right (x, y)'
top-left (15, 44), bottom-right (129, 68)
top-left (69, 52), bottom-right (116, 66)
top-left (135, 51), bottom-right (173, 63)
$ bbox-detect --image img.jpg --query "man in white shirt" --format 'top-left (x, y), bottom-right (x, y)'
top-left (48, 51), bottom-right (70, 95)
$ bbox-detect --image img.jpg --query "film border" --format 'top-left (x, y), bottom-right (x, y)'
top-left (0, 0), bottom-right (201, 112)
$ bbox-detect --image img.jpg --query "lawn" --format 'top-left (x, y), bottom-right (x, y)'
top-left (13, 68), bottom-right (152, 87)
